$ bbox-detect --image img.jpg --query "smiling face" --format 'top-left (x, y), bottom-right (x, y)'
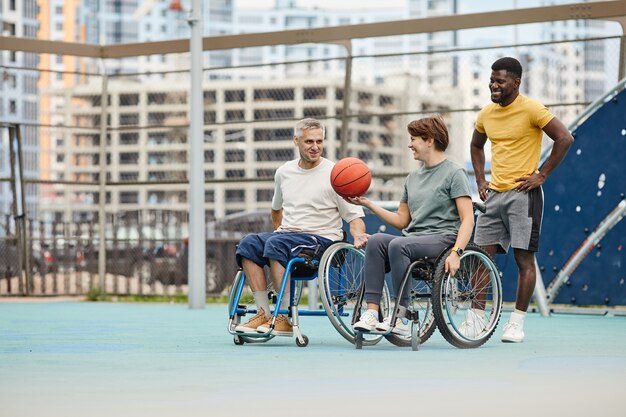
top-left (408, 135), bottom-right (432, 161)
top-left (489, 69), bottom-right (520, 106)
top-left (294, 127), bottom-right (324, 169)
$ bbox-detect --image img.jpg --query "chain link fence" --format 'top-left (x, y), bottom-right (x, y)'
top-left (0, 35), bottom-right (623, 296)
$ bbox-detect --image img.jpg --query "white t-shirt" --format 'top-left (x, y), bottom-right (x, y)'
top-left (272, 157), bottom-right (364, 241)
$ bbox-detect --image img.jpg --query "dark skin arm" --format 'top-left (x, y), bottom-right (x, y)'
top-left (470, 129), bottom-right (490, 201)
top-left (514, 117), bottom-right (574, 192)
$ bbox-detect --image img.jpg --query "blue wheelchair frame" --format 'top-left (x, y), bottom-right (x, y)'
top-left (227, 254), bottom-right (329, 347)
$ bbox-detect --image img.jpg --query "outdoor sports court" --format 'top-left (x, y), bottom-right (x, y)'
top-left (1, 300), bottom-right (624, 417)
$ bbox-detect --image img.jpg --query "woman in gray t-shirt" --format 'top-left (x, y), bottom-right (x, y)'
top-left (347, 115), bottom-right (473, 336)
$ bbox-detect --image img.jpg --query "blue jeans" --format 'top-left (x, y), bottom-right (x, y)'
top-left (236, 232), bottom-right (332, 268)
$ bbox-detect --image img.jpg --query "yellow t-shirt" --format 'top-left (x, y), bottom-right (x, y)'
top-left (475, 95), bottom-right (554, 191)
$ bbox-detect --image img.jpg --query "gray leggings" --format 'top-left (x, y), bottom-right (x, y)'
top-left (363, 233), bottom-right (456, 307)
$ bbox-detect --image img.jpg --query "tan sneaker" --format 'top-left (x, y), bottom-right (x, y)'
top-left (234, 308), bottom-right (269, 334)
top-left (256, 314), bottom-right (293, 336)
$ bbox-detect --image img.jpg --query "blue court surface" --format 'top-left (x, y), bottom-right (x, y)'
top-left (1, 300), bottom-right (625, 417)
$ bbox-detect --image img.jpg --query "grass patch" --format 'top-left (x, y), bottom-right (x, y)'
top-left (86, 292), bottom-right (230, 304)
top-left (86, 286), bottom-right (111, 302)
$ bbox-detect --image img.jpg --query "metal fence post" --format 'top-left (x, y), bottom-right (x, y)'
top-left (98, 73), bottom-right (109, 292)
top-left (338, 40), bottom-right (353, 159)
top-left (7, 124), bottom-right (31, 295)
top-left (188, 0), bottom-right (206, 308)
top-left (614, 18), bottom-right (626, 80)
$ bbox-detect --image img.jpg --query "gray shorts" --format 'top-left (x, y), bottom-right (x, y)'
top-left (474, 187), bottom-right (543, 254)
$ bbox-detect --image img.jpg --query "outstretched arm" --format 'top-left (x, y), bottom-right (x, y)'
top-left (515, 117), bottom-right (574, 192)
top-left (346, 197), bottom-right (411, 230)
top-left (470, 129), bottom-right (490, 201)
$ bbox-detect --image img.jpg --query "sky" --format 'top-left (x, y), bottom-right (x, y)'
top-left (233, 0), bottom-right (622, 47)
top-left (236, 0), bottom-right (582, 12)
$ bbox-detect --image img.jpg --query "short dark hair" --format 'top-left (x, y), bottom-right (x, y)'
top-left (492, 57), bottom-right (523, 79)
top-left (407, 114), bottom-right (449, 152)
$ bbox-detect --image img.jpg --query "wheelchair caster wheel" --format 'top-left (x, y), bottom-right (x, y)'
top-left (296, 335), bottom-right (309, 347)
top-left (355, 332), bottom-right (363, 350)
top-left (233, 335), bottom-right (245, 345)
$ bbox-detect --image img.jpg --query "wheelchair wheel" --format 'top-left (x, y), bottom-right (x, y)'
top-left (318, 242), bottom-right (390, 346)
top-left (432, 243), bottom-right (502, 349)
top-left (386, 264), bottom-right (437, 348)
top-left (227, 270), bottom-right (274, 344)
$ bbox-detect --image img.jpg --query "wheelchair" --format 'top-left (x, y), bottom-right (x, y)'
top-left (227, 240), bottom-right (391, 347)
top-left (352, 242), bottom-right (503, 350)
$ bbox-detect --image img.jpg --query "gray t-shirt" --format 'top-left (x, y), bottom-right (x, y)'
top-left (400, 159), bottom-right (471, 236)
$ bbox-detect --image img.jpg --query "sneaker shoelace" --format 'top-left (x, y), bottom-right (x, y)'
top-left (367, 312), bottom-right (379, 324)
top-left (504, 322), bottom-right (519, 332)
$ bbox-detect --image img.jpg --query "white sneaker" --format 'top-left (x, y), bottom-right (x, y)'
top-left (501, 321), bottom-right (524, 343)
top-left (376, 316), bottom-right (410, 337)
top-left (458, 309), bottom-right (486, 339)
top-left (353, 310), bottom-right (381, 332)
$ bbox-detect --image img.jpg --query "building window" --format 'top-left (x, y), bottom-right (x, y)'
top-left (119, 114), bottom-right (139, 126)
top-left (119, 192), bottom-right (139, 204)
top-left (224, 89), bottom-right (244, 102)
top-left (225, 150), bottom-right (245, 162)
top-left (303, 87), bottom-right (326, 100)
top-left (256, 189), bottom-right (273, 202)
top-left (120, 133), bottom-right (139, 145)
top-left (253, 88), bottom-right (294, 101)
top-left (7, 74), bottom-right (17, 89)
top-left (225, 110), bottom-right (245, 122)
top-left (120, 172), bottom-right (139, 182)
top-left (225, 189), bottom-right (245, 202)
top-left (120, 152), bottom-right (139, 165)
top-left (120, 94), bottom-right (139, 106)
top-left (9, 100), bottom-right (17, 114)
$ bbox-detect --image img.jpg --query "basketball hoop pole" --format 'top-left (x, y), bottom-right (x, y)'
top-left (188, 0), bottom-right (206, 309)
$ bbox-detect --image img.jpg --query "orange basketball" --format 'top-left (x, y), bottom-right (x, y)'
top-left (330, 157), bottom-right (371, 198)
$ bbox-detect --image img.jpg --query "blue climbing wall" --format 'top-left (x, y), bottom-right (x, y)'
top-left (498, 87), bottom-right (626, 306)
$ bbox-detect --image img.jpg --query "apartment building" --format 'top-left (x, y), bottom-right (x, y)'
top-left (24, 0), bottom-right (618, 222)
top-left (0, 0), bottom-right (39, 216)
top-left (42, 77), bottom-right (454, 221)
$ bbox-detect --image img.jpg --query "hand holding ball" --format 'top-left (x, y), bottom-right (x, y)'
top-left (330, 157), bottom-right (371, 198)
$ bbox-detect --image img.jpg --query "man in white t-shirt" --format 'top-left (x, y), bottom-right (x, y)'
top-left (235, 118), bottom-right (368, 335)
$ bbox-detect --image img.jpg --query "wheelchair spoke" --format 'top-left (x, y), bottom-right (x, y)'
top-left (433, 244), bottom-right (503, 349)
top-left (318, 242), bottom-right (388, 346)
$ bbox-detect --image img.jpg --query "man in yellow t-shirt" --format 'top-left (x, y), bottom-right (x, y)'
top-left (470, 57), bottom-right (573, 343)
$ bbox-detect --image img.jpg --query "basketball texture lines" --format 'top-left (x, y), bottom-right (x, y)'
top-left (330, 157), bottom-right (371, 198)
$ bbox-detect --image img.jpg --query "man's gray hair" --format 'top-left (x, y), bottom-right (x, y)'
top-left (294, 118), bottom-right (325, 139)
